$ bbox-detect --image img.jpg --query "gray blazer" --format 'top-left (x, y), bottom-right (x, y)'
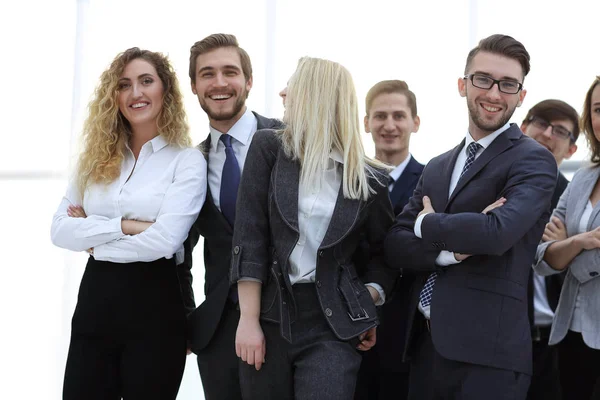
top-left (535, 165), bottom-right (600, 349)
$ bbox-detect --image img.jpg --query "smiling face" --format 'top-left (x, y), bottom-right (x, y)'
top-left (191, 46), bottom-right (252, 132)
top-left (364, 92), bottom-right (420, 165)
top-left (521, 117), bottom-right (577, 165)
top-left (592, 85), bottom-right (600, 143)
top-left (117, 58), bottom-right (164, 132)
top-left (458, 51), bottom-right (526, 140)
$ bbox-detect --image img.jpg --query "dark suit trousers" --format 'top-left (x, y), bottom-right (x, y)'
top-left (558, 330), bottom-right (600, 400)
top-left (527, 326), bottom-right (561, 400)
top-left (196, 301), bottom-right (242, 400)
top-left (408, 325), bottom-right (531, 400)
top-left (63, 257), bottom-right (187, 400)
top-left (239, 283), bottom-right (362, 400)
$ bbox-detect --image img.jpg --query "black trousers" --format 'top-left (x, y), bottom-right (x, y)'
top-left (239, 283), bottom-right (362, 400)
top-left (63, 257), bottom-right (187, 400)
top-left (408, 326), bottom-right (530, 400)
top-left (527, 326), bottom-right (561, 400)
top-left (558, 330), bottom-right (600, 400)
top-left (196, 301), bottom-right (242, 400)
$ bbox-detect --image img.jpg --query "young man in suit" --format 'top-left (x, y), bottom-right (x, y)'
top-left (384, 34), bottom-right (557, 400)
top-left (355, 80), bottom-right (424, 400)
top-left (520, 99), bottom-right (579, 400)
top-left (180, 33), bottom-right (283, 400)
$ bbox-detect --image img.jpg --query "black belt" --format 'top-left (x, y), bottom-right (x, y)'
top-left (531, 325), bottom-right (551, 342)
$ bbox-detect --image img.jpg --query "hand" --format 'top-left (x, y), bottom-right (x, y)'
top-left (481, 197), bottom-right (506, 214)
top-left (417, 196), bottom-right (435, 218)
top-left (356, 327), bottom-right (377, 351)
top-left (573, 227), bottom-right (600, 251)
top-left (542, 216), bottom-right (567, 243)
top-left (67, 205), bottom-right (87, 218)
top-left (235, 316), bottom-right (266, 371)
top-left (121, 220), bottom-right (153, 235)
top-left (454, 197), bottom-right (506, 261)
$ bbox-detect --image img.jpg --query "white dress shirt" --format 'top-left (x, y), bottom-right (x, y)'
top-left (207, 108), bottom-right (258, 211)
top-left (415, 123), bottom-right (510, 318)
top-left (388, 154), bottom-right (412, 192)
top-left (288, 150), bottom-right (385, 305)
top-left (51, 135), bottom-right (207, 264)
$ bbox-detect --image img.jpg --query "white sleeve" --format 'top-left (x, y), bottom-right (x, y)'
top-left (93, 150), bottom-right (207, 263)
top-left (50, 182), bottom-right (124, 252)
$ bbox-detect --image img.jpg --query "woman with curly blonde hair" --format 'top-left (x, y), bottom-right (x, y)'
top-left (51, 47), bottom-right (207, 399)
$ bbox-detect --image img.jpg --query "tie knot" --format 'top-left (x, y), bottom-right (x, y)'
top-left (220, 134), bottom-right (233, 148)
top-left (467, 142), bottom-right (482, 156)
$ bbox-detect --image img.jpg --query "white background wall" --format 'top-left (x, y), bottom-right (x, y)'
top-left (1, 0), bottom-right (598, 398)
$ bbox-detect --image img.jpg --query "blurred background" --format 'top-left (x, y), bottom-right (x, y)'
top-left (1, 0), bottom-right (598, 398)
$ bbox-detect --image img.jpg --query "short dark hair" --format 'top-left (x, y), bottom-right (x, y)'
top-left (189, 33), bottom-right (252, 84)
top-left (365, 80), bottom-right (418, 118)
top-left (522, 99), bottom-right (580, 141)
top-left (581, 76), bottom-right (600, 164)
top-left (465, 34), bottom-right (530, 79)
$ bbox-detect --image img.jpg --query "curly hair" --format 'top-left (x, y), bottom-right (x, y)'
top-left (581, 76), bottom-right (600, 164)
top-left (76, 47), bottom-right (190, 195)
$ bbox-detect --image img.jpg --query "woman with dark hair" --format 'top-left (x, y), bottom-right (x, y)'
top-left (231, 57), bottom-right (396, 400)
top-left (535, 76), bottom-right (600, 399)
top-left (51, 48), bottom-right (206, 399)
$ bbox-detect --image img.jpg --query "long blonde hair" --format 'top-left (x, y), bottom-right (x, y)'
top-left (76, 47), bottom-right (190, 195)
top-left (280, 57), bottom-right (388, 201)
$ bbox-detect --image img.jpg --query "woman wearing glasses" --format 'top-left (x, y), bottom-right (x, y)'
top-left (230, 57), bottom-right (396, 399)
top-left (534, 76), bottom-right (600, 399)
top-left (51, 48), bottom-right (206, 399)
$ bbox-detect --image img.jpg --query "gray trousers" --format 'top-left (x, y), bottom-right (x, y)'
top-left (239, 283), bottom-right (362, 400)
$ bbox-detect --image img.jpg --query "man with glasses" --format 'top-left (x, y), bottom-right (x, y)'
top-left (385, 34), bottom-right (557, 399)
top-left (520, 100), bottom-right (579, 400)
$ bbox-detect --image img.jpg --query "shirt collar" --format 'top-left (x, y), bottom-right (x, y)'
top-left (330, 148), bottom-right (344, 165)
top-left (125, 134), bottom-right (168, 153)
top-left (389, 154), bottom-right (412, 182)
top-left (209, 108), bottom-right (257, 150)
top-left (465, 122), bottom-right (510, 150)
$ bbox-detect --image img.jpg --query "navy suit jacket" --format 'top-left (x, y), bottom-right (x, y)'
top-left (385, 124), bottom-right (557, 374)
top-left (376, 156), bottom-right (424, 371)
top-left (183, 112), bottom-right (284, 352)
top-left (389, 156), bottom-right (425, 216)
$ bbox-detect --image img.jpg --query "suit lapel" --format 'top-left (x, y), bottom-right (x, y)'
top-left (320, 184), bottom-right (362, 249)
top-left (200, 134), bottom-right (234, 233)
top-left (447, 126), bottom-right (519, 206)
top-left (569, 169), bottom-right (598, 235)
top-left (273, 149), bottom-right (300, 232)
top-left (390, 158), bottom-right (421, 206)
top-left (437, 141), bottom-right (464, 212)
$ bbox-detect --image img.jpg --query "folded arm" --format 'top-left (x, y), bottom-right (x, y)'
top-left (420, 151), bottom-right (557, 256)
top-left (93, 151), bottom-right (207, 263)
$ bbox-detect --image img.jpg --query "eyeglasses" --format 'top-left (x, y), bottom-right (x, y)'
top-left (464, 74), bottom-right (523, 94)
top-left (528, 116), bottom-right (576, 143)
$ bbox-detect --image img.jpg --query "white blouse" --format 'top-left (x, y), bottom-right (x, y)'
top-left (51, 135), bottom-right (207, 264)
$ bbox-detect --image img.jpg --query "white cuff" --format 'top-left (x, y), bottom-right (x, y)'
top-left (436, 250), bottom-right (462, 266)
top-left (414, 213), bottom-right (429, 238)
top-left (365, 283), bottom-right (386, 306)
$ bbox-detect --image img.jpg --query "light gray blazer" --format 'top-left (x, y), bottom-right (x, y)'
top-left (535, 165), bottom-right (600, 349)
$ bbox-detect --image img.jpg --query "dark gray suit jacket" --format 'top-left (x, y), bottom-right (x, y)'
top-left (385, 124), bottom-right (557, 374)
top-left (230, 129), bottom-right (397, 342)
top-left (183, 112), bottom-right (284, 352)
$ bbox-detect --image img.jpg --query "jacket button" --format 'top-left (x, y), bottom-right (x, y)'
top-left (590, 271), bottom-right (598, 277)
top-left (316, 281), bottom-right (322, 288)
top-left (318, 251), bottom-right (324, 257)
top-left (273, 260), bottom-right (278, 264)
top-left (233, 246), bottom-right (240, 255)
top-left (325, 308), bottom-right (333, 317)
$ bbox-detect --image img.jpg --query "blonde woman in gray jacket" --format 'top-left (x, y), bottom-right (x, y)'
top-left (535, 76), bottom-right (600, 399)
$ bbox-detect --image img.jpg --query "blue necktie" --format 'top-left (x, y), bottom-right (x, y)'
top-left (419, 141), bottom-right (482, 309)
top-left (219, 134), bottom-right (240, 227)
